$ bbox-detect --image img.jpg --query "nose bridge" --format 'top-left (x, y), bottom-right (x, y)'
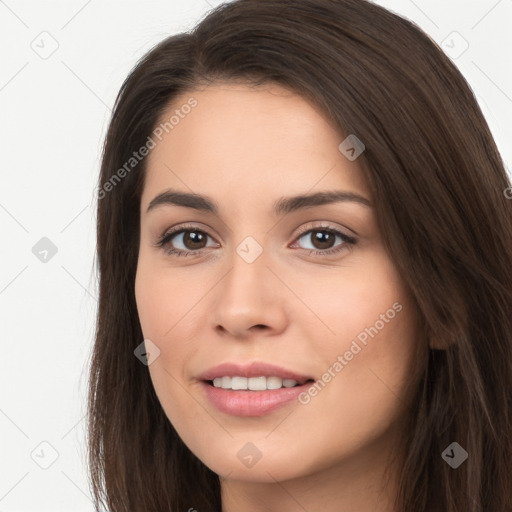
top-left (210, 234), bottom-right (287, 335)
top-left (223, 235), bottom-right (270, 303)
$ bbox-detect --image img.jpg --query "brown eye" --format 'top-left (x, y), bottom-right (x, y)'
top-left (294, 227), bottom-right (356, 255)
top-left (306, 230), bottom-right (337, 250)
top-left (178, 230), bottom-right (208, 250)
top-left (156, 227), bottom-right (217, 257)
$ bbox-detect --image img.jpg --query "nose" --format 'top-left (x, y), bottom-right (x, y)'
top-left (209, 243), bottom-right (288, 339)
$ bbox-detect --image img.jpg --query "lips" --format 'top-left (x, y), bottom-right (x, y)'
top-left (197, 361), bottom-right (315, 384)
top-left (197, 361), bottom-right (316, 416)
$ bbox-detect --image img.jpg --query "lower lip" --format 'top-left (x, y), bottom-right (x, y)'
top-left (201, 381), bottom-right (312, 416)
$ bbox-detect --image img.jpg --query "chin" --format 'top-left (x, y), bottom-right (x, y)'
top-left (186, 436), bottom-right (320, 483)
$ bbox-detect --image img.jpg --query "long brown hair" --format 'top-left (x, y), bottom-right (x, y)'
top-left (88, 0), bottom-right (512, 510)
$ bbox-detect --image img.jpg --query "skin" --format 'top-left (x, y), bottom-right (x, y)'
top-left (135, 82), bottom-right (421, 512)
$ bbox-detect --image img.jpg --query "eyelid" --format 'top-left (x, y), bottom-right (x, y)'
top-left (154, 222), bottom-right (220, 247)
top-left (157, 220), bottom-right (355, 241)
top-left (291, 221), bottom-right (357, 242)
top-left (157, 222), bottom-right (218, 240)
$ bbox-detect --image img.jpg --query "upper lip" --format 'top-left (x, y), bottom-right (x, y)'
top-left (197, 362), bottom-right (314, 385)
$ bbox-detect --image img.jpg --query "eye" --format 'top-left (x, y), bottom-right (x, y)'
top-left (154, 223), bottom-right (357, 258)
top-left (290, 225), bottom-right (356, 256)
top-left (154, 224), bottom-right (218, 257)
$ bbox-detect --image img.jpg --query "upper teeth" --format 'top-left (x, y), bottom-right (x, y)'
top-left (212, 376), bottom-right (300, 390)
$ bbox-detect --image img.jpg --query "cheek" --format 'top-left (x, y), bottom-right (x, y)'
top-left (290, 247), bottom-right (408, 349)
top-left (287, 302), bottom-right (417, 477)
top-left (135, 268), bottom-right (197, 433)
top-left (134, 256), bottom-right (204, 401)
top-left (134, 255), bottom-right (203, 342)
top-left (293, 252), bottom-right (418, 442)
top-left (321, 264), bottom-right (418, 411)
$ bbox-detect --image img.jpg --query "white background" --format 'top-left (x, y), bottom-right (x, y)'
top-left (0, 0), bottom-right (511, 510)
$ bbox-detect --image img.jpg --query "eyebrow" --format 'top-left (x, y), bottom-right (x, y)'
top-left (146, 188), bottom-right (372, 216)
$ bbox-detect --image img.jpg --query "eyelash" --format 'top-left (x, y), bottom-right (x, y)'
top-left (154, 223), bottom-right (357, 258)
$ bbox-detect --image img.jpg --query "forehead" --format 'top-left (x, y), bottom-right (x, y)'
top-left (141, 82), bottom-right (370, 211)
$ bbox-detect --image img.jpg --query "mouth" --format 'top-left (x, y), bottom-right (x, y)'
top-left (197, 362), bottom-right (316, 416)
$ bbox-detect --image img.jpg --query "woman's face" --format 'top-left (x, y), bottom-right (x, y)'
top-left (135, 82), bottom-right (419, 484)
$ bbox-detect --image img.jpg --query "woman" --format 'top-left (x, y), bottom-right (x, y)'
top-left (88, 0), bottom-right (512, 510)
